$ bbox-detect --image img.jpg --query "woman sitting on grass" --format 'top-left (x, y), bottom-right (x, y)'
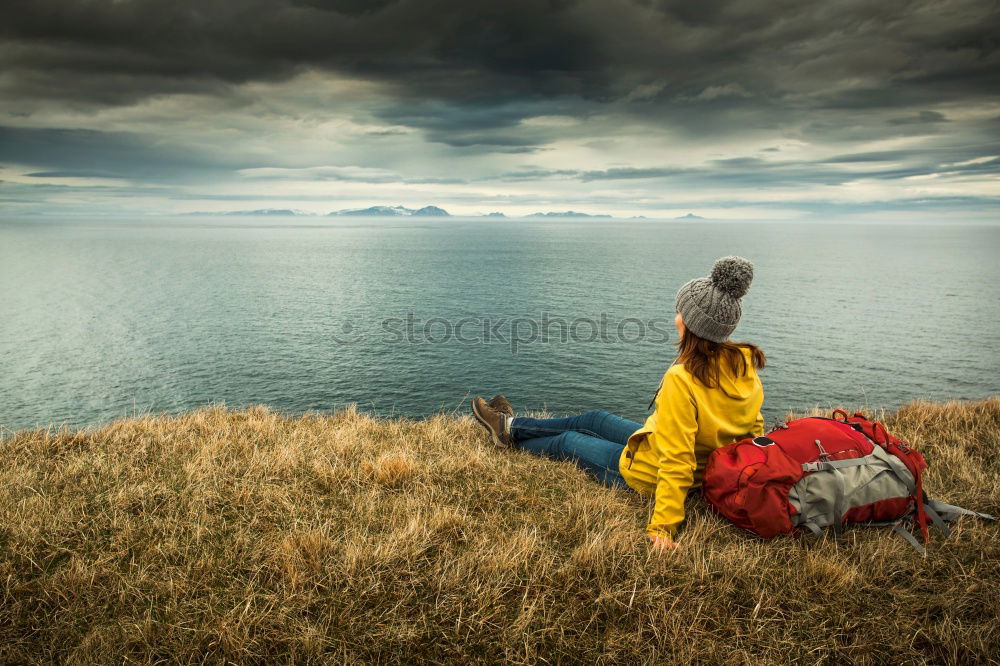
top-left (471, 256), bottom-right (766, 551)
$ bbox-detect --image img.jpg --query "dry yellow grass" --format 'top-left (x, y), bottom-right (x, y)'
top-left (1, 397), bottom-right (998, 664)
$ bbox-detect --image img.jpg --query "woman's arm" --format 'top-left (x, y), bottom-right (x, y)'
top-left (646, 370), bottom-right (699, 538)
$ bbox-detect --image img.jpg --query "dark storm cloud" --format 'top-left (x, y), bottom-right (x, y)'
top-left (3, 0), bottom-right (998, 129)
top-left (2, 0), bottom-right (999, 215)
top-left (579, 167), bottom-right (687, 181)
top-left (0, 0), bottom-right (603, 111)
top-left (370, 97), bottom-right (590, 149)
top-left (25, 170), bottom-right (126, 179)
top-left (499, 168), bottom-right (582, 181)
top-left (239, 166), bottom-right (469, 184)
top-left (291, 0), bottom-right (398, 15)
top-left (0, 126), bottom-right (245, 180)
top-left (500, 151), bottom-right (1000, 188)
top-left (887, 111), bottom-right (948, 126)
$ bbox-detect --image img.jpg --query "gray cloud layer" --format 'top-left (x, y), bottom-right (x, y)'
top-left (1, 0), bottom-right (998, 216)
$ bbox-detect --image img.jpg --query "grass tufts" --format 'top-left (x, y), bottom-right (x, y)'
top-left (1, 397), bottom-right (998, 663)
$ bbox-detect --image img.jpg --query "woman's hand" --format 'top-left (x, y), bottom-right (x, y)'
top-left (647, 533), bottom-right (680, 552)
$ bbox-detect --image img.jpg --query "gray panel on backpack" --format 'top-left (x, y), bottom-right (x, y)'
top-left (788, 445), bottom-right (916, 530)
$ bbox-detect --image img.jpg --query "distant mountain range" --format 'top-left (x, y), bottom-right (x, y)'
top-left (181, 208), bottom-right (312, 217)
top-left (329, 205), bottom-right (450, 217)
top-left (180, 206), bottom-right (667, 219)
top-left (526, 210), bottom-right (612, 218)
top-left (675, 213), bottom-right (704, 219)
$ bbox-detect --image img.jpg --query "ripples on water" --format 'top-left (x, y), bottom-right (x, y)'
top-left (1, 216), bottom-right (998, 431)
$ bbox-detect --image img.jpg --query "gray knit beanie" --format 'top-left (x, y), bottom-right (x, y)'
top-left (675, 256), bottom-right (754, 343)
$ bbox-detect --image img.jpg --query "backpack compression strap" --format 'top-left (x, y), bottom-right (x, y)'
top-left (892, 498), bottom-right (996, 555)
top-left (925, 498), bottom-right (996, 523)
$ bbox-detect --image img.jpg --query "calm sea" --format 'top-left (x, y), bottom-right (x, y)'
top-left (1, 216), bottom-right (998, 433)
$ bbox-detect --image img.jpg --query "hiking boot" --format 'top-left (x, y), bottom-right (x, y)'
top-left (472, 396), bottom-right (514, 447)
top-left (487, 394), bottom-right (514, 418)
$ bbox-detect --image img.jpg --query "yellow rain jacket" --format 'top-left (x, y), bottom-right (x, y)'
top-left (620, 346), bottom-right (764, 537)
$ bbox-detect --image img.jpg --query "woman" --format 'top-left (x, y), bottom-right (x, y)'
top-left (471, 256), bottom-right (766, 550)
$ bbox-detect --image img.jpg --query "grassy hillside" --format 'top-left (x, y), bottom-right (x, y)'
top-left (1, 397), bottom-right (998, 664)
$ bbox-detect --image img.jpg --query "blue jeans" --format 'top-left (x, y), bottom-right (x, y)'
top-left (509, 410), bottom-right (642, 490)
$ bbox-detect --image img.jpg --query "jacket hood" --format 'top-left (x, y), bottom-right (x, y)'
top-left (717, 346), bottom-right (759, 399)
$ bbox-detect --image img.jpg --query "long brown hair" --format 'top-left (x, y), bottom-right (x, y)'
top-left (649, 329), bottom-right (766, 408)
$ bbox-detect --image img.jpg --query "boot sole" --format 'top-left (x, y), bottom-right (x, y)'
top-left (471, 399), bottom-right (507, 448)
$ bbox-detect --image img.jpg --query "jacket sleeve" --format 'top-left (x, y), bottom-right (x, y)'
top-left (646, 370), bottom-right (698, 537)
top-left (753, 411), bottom-right (765, 437)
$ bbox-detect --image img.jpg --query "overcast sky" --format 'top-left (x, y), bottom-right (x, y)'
top-left (1, 0), bottom-right (998, 218)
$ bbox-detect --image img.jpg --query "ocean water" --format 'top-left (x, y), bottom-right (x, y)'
top-left (1, 216), bottom-right (998, 433)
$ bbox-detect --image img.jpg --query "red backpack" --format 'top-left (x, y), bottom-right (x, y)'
top-left (702, 410), bottom-right (995, 553)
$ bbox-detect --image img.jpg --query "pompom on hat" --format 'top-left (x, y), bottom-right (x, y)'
top-left (675, 256), bottom-right (754, 343)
